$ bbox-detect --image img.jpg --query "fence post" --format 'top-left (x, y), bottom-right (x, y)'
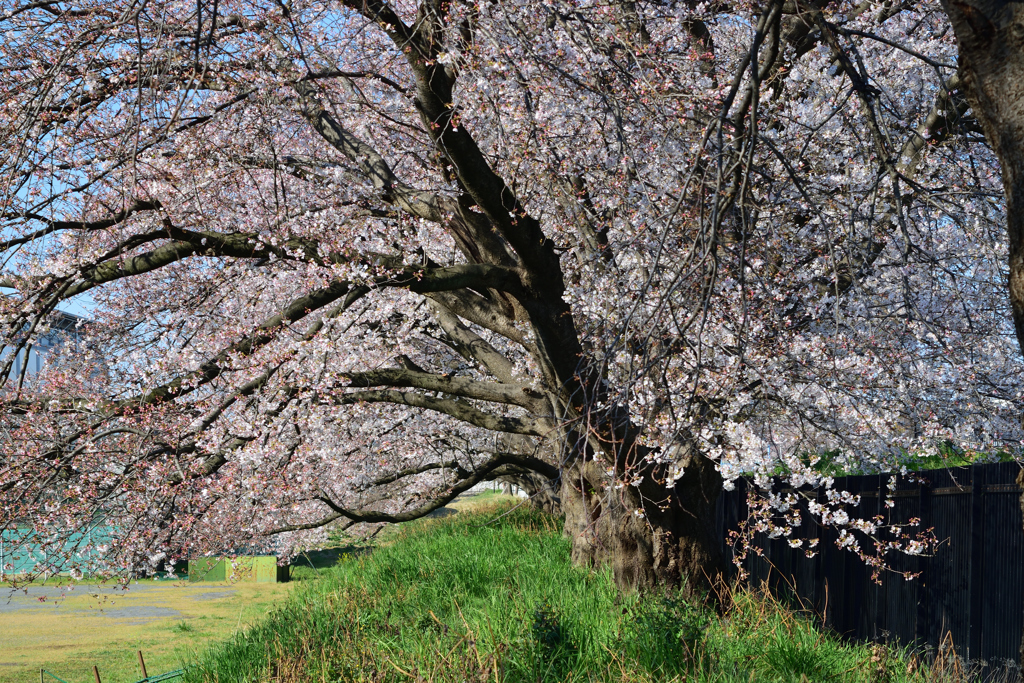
top-left (137, 651), bottom-right (148, 680)
top-left (870, 474), bottom-right (884, 642)
top-left (813, 485), bottom-right (825, 622)
top-left (93, 666), bottom-right (101, 683)
top-left (969, 465), bottom-right (986, 662)
top-left (916, 478), bottom-right (932, 650)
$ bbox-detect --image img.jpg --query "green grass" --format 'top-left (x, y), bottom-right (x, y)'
top-left (183, 501), bottom-right (942, 683)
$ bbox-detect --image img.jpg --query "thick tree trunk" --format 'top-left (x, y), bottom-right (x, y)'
top-left (936, 8), bottom-right (1024, 666)
top-left (561, 445), bottom-right (724, 595)
top-left (941, 0), bottom-right (1024, 354)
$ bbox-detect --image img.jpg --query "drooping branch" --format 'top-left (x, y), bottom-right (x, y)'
top-left (357, 459), bottom-right (466, 491)
top-left (269, 451), bottom-right (558, 532)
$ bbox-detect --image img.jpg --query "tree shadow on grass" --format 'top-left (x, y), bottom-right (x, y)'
top-left (287, 506), bottom-right (458, 580)
top-left (287, 544), bottom-right (372, 581)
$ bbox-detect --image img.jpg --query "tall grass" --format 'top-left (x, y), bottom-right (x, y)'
top-left (184, 502), bottom-right (946, 682)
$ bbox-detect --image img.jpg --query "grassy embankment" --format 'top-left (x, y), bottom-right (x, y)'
top-left (186, 501), bottom-right (946, 683)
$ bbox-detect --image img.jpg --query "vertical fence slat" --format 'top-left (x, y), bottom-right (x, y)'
top-left (979, 463), bottom-right (1024, 671)
top-left (916, 480), bottom-right (932, 650)
top-left (969, 466), bottom-right (986, 661)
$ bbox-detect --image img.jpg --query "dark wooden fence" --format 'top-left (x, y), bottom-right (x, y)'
top-left (716, 462), bottom-right (1024, 676)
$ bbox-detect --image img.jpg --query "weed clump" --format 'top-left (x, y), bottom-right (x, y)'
top-left (172, 621), bottom-right (195, 634)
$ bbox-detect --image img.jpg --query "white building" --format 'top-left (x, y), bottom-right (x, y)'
top-left (5, 310), bottom-right (84, 380)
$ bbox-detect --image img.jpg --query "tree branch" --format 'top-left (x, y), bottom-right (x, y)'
top-left (342, 367), bottom-right (545, 409)
top-left (266, 451), bottom-right (558, 532)
top-left (323, 389), bottom-right (547, 436)
top-left (427, 301), bottom-right (517, 383)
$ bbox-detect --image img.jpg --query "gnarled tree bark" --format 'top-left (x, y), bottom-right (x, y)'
top-left (942, 0), bottom-right (1024, 353)
top-left (561, 442), bottom-right (724, 596)
top-left (940, 0), bottom-right (1024, 665)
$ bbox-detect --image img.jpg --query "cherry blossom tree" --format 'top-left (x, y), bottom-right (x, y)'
top-left (0, 0), bottom-right (1020, 591)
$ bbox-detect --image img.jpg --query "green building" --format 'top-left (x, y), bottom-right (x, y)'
top-left (186, 556), bottom-right (286, 583)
